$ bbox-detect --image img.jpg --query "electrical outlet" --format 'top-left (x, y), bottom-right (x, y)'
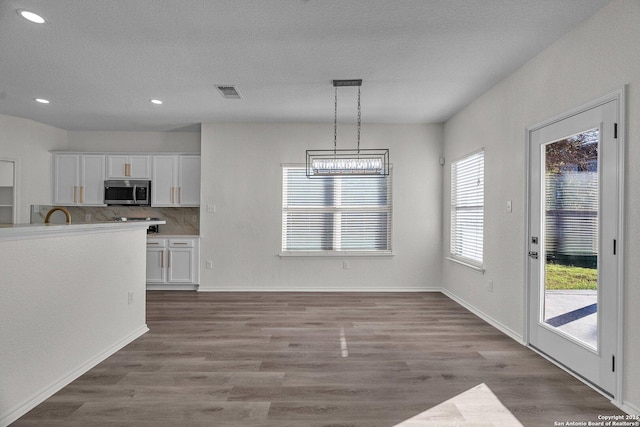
top-left (85, 213), bottom-right (92, 222)
top-left (207, 204), bottom-right (216, 213)
top-left (343, 261), bottom-right (350, 269)
top-left (206, 260), bottom-right (213, 269)
top-left (128, 291), bottom-right (134, 305)
top-left (487, 280), bottom-right (494, 292)
top-left (192, 215), bottom-right (198, 222)
top-left (506, 200), bottom-right (512, 213)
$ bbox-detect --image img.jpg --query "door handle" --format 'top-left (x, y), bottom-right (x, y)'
top-left (528, 251), bottom-right (539, 259)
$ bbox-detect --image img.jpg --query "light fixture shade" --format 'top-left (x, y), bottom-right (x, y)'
top-left (306, 149), bottom-right (390, 177)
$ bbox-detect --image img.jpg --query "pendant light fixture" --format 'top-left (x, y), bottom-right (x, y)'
top-left (306, 79), bottom-right (389, 178)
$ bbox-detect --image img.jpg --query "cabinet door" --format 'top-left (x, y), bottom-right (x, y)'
top-left (167, 248), bottom-right (194, 283)
top-left (152, 155), bottom-right (177, 206)
top-left (106, 155), bottom-right (129, 179)
top-left (80, 155), bottom-right (106, 205)
top-left (129, 155), bottom-right (151, 179)
top-left (146, 248), bottom-right (166, 283)
top-left (107, 155), bottom-right (151, 179)
top-left (53, 154), bottom-right (80, 205)
top-left (178, 155), bottom-right (201, 206)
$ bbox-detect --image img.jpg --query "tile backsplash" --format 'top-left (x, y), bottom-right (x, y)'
top-left (31, 205), bottom-right (199, 235)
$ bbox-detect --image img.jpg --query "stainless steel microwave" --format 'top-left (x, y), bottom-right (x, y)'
top-left (104, 180), bottom-right (151, 206)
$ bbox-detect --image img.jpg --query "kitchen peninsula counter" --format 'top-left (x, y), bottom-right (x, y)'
top-left (0, 220), bottom-right (162, 425)
top-left (0, 219), bottom-right (165, 241)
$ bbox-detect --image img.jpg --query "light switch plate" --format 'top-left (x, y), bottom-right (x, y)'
top-left (506, 200), bottom-right (512, 213)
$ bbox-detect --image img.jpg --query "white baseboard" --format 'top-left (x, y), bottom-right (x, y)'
top-left (440, 289), bottom-right (525, 345)
top-left (198, 285), bottom-right (442, 292)
top-left (619, 400), bottom-right (640, 416)
top-left (0, 325), bottom-right (149, 427)
top-left (147, 284), bottom-right (198, 291)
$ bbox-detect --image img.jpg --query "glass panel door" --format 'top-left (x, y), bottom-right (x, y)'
top-left (527, 97), bottom-right (619, 396)
top-left (543, 129), bottom-right (599, 349)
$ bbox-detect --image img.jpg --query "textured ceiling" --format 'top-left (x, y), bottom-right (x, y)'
top-left (0, 0), bottom-right (611, 131)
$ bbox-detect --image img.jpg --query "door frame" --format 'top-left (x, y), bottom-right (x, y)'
top-left (523, 87), bottom-right (625, 404)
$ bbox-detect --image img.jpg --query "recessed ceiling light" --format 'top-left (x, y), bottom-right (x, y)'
top-left (18, 10), bottom-right (46, 24)
top-left (35, 98), bottom-right (50, 104)
top-left (150, 99), bottom-right (163, 105)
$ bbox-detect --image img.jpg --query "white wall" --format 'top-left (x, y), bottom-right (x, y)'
top-left (0, 228), bottom-right (148, 426)
top-left (441, 0), bottom-right (640, 412)
top-left (0, 114), bottom-right (68, 222)
top-left (200, 122), bottom-right (443, 291)
top-left (67, 131), bottom-right (200, 152)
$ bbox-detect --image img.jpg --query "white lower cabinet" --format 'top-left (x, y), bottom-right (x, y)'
top-left (146, 237), bottom-right (199, 290)
top-left (146, 246), bottom-right (166, 283)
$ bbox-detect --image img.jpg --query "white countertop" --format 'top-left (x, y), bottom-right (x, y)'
top-left (0, 220), bottom-right (166, 241)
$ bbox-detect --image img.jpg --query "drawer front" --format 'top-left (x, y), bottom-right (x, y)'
top-left (147, 238), bottom-right (167, 247)
top-left (169, 238), bottom-right (195, 248)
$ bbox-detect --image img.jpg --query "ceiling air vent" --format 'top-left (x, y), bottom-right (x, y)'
top-left (215, 85), bottom-right (242, 99)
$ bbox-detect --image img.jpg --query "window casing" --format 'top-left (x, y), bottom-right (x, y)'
top-left (282, 165), bottom-right (392, 254)
top-left (450, 150), bottom-right (484, 267)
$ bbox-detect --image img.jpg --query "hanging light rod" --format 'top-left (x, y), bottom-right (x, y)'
top-left (306, 79), bottom-right (389, 178)
top-left (333, 79), bottom-right (362, 87)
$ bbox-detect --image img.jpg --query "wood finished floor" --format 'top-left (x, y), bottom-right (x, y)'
top-left (13, 292), bottom-right (624, 426)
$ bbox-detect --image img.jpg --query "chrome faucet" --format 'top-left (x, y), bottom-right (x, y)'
top-left (44, 206), bottom-right (72, 224)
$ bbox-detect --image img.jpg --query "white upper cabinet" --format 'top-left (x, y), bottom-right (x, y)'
top-left (178, 155), bottom-right (201, 206)
top-left (53, 153), bottom-right (106, 205)
top-left (52, 152), bottom-right (199, 207)
top-left (80, 155), bottom-right (107, 205)
top-left (152, 155), bottom-right (200, 206)
top-left (152, 155), bottom-right (177, 206)
top-left (107, 154), bottom-right (151, 179)
top-left (53, 154), bottom-right (79, 205)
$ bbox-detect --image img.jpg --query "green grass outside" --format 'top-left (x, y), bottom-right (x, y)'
top-left (545, 263), bottom-right (597, 290)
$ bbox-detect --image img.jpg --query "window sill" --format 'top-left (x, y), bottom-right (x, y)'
top-left (446, 257), bottom-right (485, 273)
top-left (280, 251), bottom-right (394, 258)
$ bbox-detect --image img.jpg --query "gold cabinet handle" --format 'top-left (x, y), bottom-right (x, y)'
top-left (80, 186), bottom-right (84, 204)
top-left (173, 242), bottom-right (188, 245)
top-left (178, 187), bottom-right (181, 204)
top-left (171, 187), bottom-right (175, 204)
top-left (73, 186), bottom-right (77, 203)
top-left (160, 251), bottom-right (164, 268)
top-left (168, 251), bottom-right (171, 268)
top-left (147, 242), bottom-right (160, 245)
top-left (125, 163), bottom-right (131, 177)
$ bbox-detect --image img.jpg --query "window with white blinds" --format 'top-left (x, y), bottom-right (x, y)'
top-left (450, 150), bottom-right (484, 266)
top-left (282, 165), bottom-right (392, 254)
